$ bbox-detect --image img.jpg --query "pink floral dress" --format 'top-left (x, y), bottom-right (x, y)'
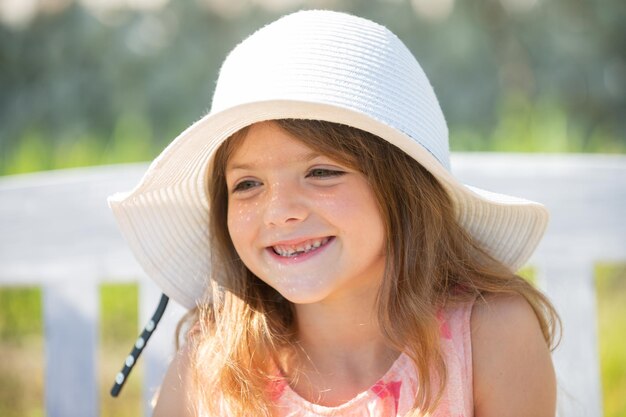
top-left (269, 302), bottom-right (474, 417)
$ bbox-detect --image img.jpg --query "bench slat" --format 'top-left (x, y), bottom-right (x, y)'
top-left (541, 260), bottom-right (603, 417)
top-left (43, 280), bottom-right (99, 417)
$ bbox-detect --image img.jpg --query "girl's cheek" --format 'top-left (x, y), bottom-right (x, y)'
top-left (227, 202), bottom-right (262, 237)
top-left (313, 189), bottom-right (355, 213)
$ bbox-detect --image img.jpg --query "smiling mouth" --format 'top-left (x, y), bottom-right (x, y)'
top-left (271, 237), bottom-right (332, 258)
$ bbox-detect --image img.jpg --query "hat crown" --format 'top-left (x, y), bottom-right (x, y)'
top-left (211, 10), bottom-right (450, 170)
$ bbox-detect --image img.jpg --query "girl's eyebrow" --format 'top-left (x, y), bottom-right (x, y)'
top-left (226, 150), bottom-right (323, 172)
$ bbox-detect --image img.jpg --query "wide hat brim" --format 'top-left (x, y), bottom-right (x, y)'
top-left (108, 99), bottom-right (548, 310)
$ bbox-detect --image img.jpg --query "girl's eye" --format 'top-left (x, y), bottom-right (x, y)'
top-left (232, 179), bottom-right (260, 193)
top-left (306, 168), bottom-right (345, 178)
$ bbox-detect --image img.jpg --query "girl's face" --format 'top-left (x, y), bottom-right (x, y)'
top-left (225, 121), bottom-right (386, 305)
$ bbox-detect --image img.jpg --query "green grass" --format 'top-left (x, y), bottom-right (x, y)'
top-left (0, 287), bottom-right (42, 343)
top-left (0, 287), bottom-right (44, 417)
top-left (596, 264), bottom-right (626, 417)
top-left (99, 283), bottom-right (143, 417)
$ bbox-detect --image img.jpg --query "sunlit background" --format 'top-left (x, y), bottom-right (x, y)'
top-left (0, 0), bottom-right (624, 416)
top-left (1, 0), bottom-right (625, 177)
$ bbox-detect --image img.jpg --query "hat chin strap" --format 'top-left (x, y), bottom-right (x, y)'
top-left (110, 293), bottom-right (170, 397)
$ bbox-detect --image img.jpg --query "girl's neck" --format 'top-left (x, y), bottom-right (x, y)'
top-left (281, 292), bottom-right (401, 406)
top-left (291, 267), bottom-right (393, 363)
top-left (293, 301), bottom-right (393, 365)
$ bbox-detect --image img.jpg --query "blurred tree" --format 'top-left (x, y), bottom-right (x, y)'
top-left (0, 0), bottom-right (624, 174)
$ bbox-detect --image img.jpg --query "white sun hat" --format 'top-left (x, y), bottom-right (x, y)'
top-left (108, 10), bottom-right (548, 310)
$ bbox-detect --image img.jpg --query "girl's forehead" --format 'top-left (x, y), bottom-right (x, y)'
top-left (226, 122), bottom-right (325, 169)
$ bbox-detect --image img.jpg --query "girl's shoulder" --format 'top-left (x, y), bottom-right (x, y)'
top-left (470, 293), bottom-right (556, 417)
top-left (152, 342), bottom-right (196, 417)
top-left (470, 292), bottom-right (547, 354)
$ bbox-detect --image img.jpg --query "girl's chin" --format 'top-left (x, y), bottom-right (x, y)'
top-left (267, 281), bottom-right (334, 305)
top-left (276, 292), bottom-right (328, 305)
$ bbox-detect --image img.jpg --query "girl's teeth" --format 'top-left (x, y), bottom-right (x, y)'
top-left (273, 237), bottom-right (329, 257)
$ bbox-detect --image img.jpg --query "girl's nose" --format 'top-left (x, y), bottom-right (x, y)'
top-left (262, 181), bottom-right (308, 227)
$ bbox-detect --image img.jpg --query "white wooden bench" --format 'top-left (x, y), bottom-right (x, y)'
top-left (1, 154), bottom-right (624, 417)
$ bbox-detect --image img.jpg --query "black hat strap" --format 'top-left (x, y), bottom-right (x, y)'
top-left (110, 293), bottom-right (170, 397)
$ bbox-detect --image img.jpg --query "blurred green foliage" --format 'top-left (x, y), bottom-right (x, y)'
top-left (517, 265), bottom-right (535, 285)
top-left (1, 0), bottom-right (625, 176)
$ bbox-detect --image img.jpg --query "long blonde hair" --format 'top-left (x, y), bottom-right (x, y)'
top-left (184, 119), bottom-right (560, 416)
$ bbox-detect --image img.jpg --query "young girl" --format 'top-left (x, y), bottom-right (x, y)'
top-left (109, 10), bottom-right (560, 417)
